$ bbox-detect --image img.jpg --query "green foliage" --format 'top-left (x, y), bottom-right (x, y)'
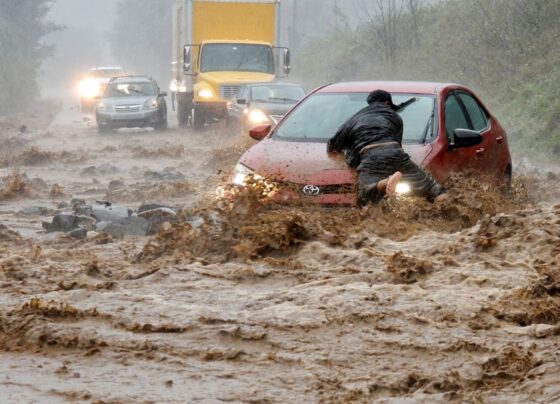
top-left (0, 0), bottom-right (60, 115)
top-left (293, 0), bottom-right (560, 161)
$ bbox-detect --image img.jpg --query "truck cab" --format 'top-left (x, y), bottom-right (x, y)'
top-left (170, 0), bottom-right (290, 129)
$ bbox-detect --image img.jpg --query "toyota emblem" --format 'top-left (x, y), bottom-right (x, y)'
top-left (302, 185), bottom-right (321, 196)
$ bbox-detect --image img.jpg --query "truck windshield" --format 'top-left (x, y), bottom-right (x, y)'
top-left (200, 44), bottom-right (274, 74)
top-left (274, 93), bottom-right (436, 144)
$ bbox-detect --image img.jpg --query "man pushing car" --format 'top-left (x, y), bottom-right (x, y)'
top-left (327, 89), bottom-right (448, 206)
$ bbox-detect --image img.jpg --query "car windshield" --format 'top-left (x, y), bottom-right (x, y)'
top-left (88, 69), bottom-right (123, 79)
top-left (250, 85), bottom-right (305, 104)
top-left (200, 44), bottom-right (274, 74)
top-left (274, 92), bottom-right (435, 144)
top-left (104, 83), bottom-right (156, 98)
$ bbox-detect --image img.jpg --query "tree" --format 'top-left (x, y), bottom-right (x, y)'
top-left (358, 0), bottom-right (405, 72)
top-left (0, 0), bottom-right (60, 115)
top-left (110, 0), bottom-right (172, 85)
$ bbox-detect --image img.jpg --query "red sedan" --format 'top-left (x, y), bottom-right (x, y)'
top-left (232, 81), bottom-right (512, 205)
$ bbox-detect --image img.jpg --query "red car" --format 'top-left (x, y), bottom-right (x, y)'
top-left (232, 81), bottom-right (512, 205)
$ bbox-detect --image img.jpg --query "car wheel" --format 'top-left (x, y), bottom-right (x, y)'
top-left (97, 124), bottom-right (111, 134)
top-left (502, 167), bottom-right (512, 196)
top-left (155, 118), bottom-right (168, 131)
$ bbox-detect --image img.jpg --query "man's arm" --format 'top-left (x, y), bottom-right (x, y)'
top-left (395, 114), bottom-right (404, 145)
top-left (327, 121), bottom-right (351, 153)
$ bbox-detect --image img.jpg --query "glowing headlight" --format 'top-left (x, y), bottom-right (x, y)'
top-left (198, 89), bottom-right (213, 99)
top-left (231, 163), bottom-right (261, 186)
top-left (97, 102), bottom-right (106, 112)
top-left (79, 79), bottom-right (100, 99)
top-left (248, 109), bottom-right (270, 125)
top-left (144, 98), bottom-right (158, 110)
top-left (395, 182), bottom-right (411, 195)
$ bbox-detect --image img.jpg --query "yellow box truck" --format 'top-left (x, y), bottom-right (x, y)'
top-left (170, 0), bottom-right (291, 129)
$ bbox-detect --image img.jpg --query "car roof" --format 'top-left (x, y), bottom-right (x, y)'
top-left (110, 75), bottom-right (154, 83)
top-left (317, 81), bottom-right (461, 95)
top-left (89, 67), bottom-right (123, 71)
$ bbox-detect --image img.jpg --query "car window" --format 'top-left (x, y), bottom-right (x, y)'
top-left (104, 83), bottom-right (156, 98)
top-left (273, 92), bottom-right (435, 143)
top-left (458, 92), bottom-right (488, 131)
top-left (444, 93), bottom-right (470, 139)
top-left (250, 85), bottom-right (305, 104)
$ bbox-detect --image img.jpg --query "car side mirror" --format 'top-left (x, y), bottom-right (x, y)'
top-left (451, 128), bottom-right (483, 149)
top-left (237, 99), bottom-right (247, 105)
top-left (183, 46), bottom-right (192, 74)
top-left (160, 92), bottom-right (168, 97)
top-left (283, 48), bottom-right (291, 75)
top-left (249, 124), bottom-right (271, 141)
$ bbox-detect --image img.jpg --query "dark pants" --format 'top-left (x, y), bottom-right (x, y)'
top-left (357, 145), bottom-right (445, 206)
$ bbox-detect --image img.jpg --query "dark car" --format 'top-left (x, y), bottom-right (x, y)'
top-left (232, 81), bottom-right (512, 205)
top-left (95, 76), bottom-right (168, 133)
top-left (227, 82), bottom-right (306, 131)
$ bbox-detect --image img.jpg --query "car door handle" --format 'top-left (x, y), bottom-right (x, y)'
top-left (476, 148), bottom-right (485, 155)
top-left (496, 136), bottom-right (504, 144)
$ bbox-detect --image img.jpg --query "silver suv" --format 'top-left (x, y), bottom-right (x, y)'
top-left (95, 76), bottom-right (168, 133)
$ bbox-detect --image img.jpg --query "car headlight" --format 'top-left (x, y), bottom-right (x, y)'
top-left (248, 109), bottom-right (270, 125)
top-left (97, 102), bottom-right (106, 112)
top-left (198, 89), bottom-right (213, 99)
top-left (395, 182), bottom-right (411, 195)
top-left (144, 98), bottom-right (158, 110)
top-left (79, 79), bottom-right (100, 99)
top-left (231, 163), bottom-right (262, 186)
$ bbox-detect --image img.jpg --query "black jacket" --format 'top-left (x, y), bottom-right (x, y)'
top-left (327, 102), bottom-right (403, 168)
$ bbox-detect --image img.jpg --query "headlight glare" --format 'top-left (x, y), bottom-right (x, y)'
top-left (395, 182), bottom-right (411, 195)
top-left (231, 163), bottom-right (258, 186)
top-left (198, 89), bottom-right (213, 99)
top-left (248, 109), bottom-right (270, 125)
top-left (79, 79), bottom-right (100, 99)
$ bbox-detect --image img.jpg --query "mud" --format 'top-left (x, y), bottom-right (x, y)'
top-left (1, 104), bottom-right (560, 403)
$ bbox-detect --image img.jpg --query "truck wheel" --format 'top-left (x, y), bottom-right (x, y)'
top-left (177, 93), bottom-right (192, 128)
top-left (192, 106), bottom-right (206, 131)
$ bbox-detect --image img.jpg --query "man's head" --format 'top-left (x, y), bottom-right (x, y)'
top-left (367, 89), bottom-right (398, 110)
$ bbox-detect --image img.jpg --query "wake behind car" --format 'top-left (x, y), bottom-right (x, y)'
top-left (232, 81), bottom-right (512, 205)
top-left (78, 67), bottom-right (125, 113)
top-left (227, 82), bottom-right (306, 130)
top-left (96, 76), bottom-right (168, 133)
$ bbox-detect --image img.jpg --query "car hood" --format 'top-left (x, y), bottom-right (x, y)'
top-left (250, 102), bottom-right (296, 116)
top-left (101, 96), bottom-right (152, 106)
top-left (240, 138), bottom-right (433, 185)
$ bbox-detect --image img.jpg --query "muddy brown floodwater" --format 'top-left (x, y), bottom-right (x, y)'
top-left (1, 103), bottom-right (559, 403)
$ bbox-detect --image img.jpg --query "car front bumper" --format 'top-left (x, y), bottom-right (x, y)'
top-left (96, 110), bottom-right (161, 128)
